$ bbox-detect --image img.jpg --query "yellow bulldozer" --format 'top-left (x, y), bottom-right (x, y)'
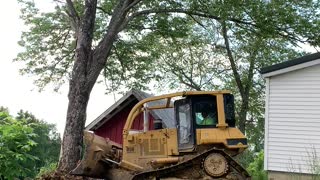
top-left (72, 91), bottom-right (250, 179)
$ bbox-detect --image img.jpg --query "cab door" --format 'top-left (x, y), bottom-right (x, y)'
top-left (175, 99), bottom-right (195, 151)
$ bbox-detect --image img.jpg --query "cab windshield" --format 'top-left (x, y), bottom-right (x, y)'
top-left (194, 100), bottom-right (217, 127)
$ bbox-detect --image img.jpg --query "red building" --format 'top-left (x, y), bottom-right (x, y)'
top-left (85, 89), bottom-right (174, 145)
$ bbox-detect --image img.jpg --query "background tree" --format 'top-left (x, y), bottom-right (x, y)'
top-left (16, 110), bottom-right (61, 178)
top-left (206, 0), bottom-right (320, 147)
top-left (0, 108), bottom-right (61, 179)
top-left (0, 110), bottom-right (37, 179)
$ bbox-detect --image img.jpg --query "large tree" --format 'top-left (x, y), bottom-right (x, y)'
top-left (16, 0), bottom-right (320, 172)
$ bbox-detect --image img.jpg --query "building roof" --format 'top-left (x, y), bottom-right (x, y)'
top-left (85, 89), bottom-right (175, 131)
top-left (261, 52), bottom-right (320, 77)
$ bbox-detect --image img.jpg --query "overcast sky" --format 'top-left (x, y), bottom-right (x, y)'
top-left (0, 0), bottom-right (119, 135)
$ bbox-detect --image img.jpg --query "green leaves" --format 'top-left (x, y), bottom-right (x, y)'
top-left (16, 110), bottom-right (61, 178)
top-left (0, 109), bottom-right (61, 179)
top-left (16, 0), bottom-right (74, 91)
top-left (247, 151), bottom-right (267, 180)
top-left (0, 111), bottom-right (37, 179)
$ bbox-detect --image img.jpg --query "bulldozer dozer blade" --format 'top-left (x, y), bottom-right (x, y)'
top-left (70, 131), bottom-right (122, 178)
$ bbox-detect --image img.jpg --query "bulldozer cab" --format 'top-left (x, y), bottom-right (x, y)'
top-left (175, 94), bottom-right (236, 151)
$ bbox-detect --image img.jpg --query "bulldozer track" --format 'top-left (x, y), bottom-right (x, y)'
top-left (131, 148), bottom-right (251, 180)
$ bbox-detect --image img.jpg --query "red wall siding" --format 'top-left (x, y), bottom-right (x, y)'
top-left (95, 103), bottom-right (154, 145)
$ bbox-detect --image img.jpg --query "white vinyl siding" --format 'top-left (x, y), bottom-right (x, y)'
top-left (265, 63), bottom-right (320, 174)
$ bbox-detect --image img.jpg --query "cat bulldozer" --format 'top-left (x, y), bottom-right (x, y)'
top-left (72, 91), bottom-right (251, 179)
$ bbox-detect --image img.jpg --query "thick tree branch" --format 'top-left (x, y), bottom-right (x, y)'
top-left (88, 0), bottom-right (137, 88)
top-left (69, 0), bottom-right (97, 92)
top-left (80, 0), bottom-right (97, 46)
top-left (119, 8), bottom-right (256, 32)
top-left (172, 69), bottom-right (202, 91)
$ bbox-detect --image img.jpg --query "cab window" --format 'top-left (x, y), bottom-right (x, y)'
top-left (178, 103), bottom-right (192, 144)
top-left (194, 100), bottom-right (217, 127)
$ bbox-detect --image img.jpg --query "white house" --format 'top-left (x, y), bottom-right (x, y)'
top-left (262, 52), bottom-right (320, 180)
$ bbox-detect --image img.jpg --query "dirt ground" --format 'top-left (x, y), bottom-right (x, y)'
top-left (38, 171), bottom-right (102, 180)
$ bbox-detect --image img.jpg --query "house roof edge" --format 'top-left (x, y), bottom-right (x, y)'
top-left (261, 52), bottom-right (320, 76)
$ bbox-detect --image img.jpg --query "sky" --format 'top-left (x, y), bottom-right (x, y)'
top-left (0, 0), bottom-right (119, 135)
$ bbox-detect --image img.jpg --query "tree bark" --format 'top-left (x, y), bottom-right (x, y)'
top-left (58, 77), bottom-right (91, 171)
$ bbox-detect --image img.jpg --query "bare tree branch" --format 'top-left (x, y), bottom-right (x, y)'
top-left (188, 14), bottom-right (207, 30)
top-left (121, 7), bottom-right (306, 47)
top-left (119, 8), bottom-right (257, 32)
top-left (180, 69), bottom-right (202, 91)
top-left (172, 69), bottom-right (201, 91)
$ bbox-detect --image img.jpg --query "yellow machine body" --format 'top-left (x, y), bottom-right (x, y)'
top-left (72, 91), bottom-right (250, 179)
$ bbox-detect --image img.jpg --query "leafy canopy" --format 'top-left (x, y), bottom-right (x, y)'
top-left (0, 109), bottom-right (61, 179)
top-left (15, 0), bottom-right (195, 92)
top-left (0, 111), bottom-right (37, 179)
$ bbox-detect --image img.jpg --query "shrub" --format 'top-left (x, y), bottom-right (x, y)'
top-left (247, 151), bottom-right (267, 180)
top-left (36, 162), bottom-right (58, 179)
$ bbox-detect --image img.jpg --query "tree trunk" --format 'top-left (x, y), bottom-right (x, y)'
top-left (58, 76), bottom-right (91, 171)
top-left (58, 32), bottom-right (96, 172)
top-left (58, 0), bottom-right (98, 171)
top-left (57, 0), bottom-right (137, 172)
